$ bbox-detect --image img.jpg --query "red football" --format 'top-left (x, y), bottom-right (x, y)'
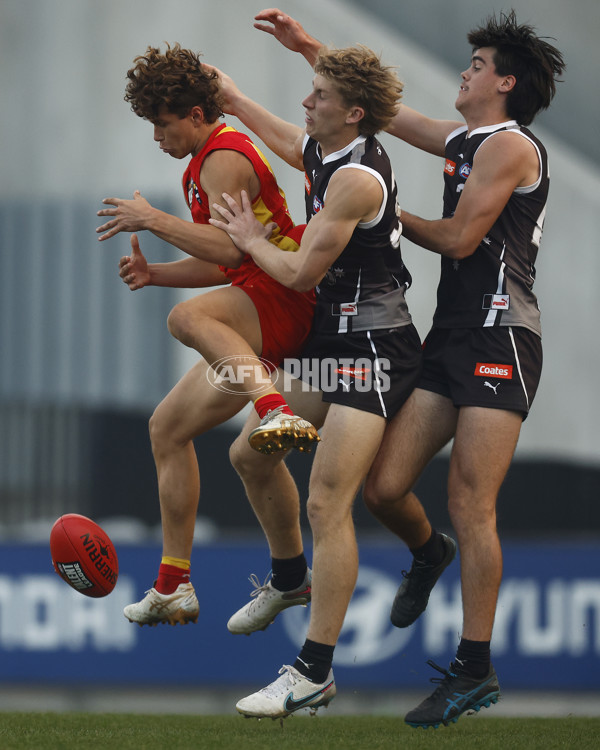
top-left (50, 514), bottom-right (119, 597)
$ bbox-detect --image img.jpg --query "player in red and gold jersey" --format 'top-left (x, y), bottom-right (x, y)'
top-left (96, 43), bottom-right (317, 626)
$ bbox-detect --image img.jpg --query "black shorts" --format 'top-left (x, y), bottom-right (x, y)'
top-left (282, 324), bottom-right (422, 419)
top-left (419, 326), bottom-right (543, 418)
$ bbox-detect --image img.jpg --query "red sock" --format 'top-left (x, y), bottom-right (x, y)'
top-left (155, 563), bottom-right (190, 595)
top-left (254, 392), bottom-right (293, 419)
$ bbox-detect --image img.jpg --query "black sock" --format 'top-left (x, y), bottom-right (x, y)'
top-left (294, 639), bottom-right (335, 684)
top-left (271, 553), bottom-right (308, 592)
top-left (410, 529), bottom-right (445, 565)
top-left (455, 638), bottom-right (491, 679)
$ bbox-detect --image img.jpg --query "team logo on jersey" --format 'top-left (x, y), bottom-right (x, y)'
top-left (474, 363), bottom-right (513, 379)
top-left (444, 159), bottom-right (456, 175)
top-left (187, 179), bottom-right (202, 208)
top-left (313, 196), bottom-right (324, 213)
top-left (459, 163), bottom-right (472, 179)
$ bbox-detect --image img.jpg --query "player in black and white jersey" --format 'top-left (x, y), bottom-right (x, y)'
top-left (298, 116), bottom-right (419, 418)
top-left (246, 8), bottom-right (565, 729)
top-left (366, 12), bottom-right (565, 728)
top-left (437, 122), bottom-right (548, 334)
top-left (413, 119), bottom-right (549, 415)
top-left (210, 44), bottom-right (422, 718)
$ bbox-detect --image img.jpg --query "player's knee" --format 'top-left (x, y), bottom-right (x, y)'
top-left (362, 474), bottom-right (380, 513)
top-left (229, 434), bottom-right (267, 481)
top-left (363, 471), bottom-right (402, 516)
top-left (306, 494), bottom-right (349, 533)
top-left (305, 498), bottom-right (325, 532)
top-left (167, 302), bottom-right (198, 347)
top-left (167, 303), bottom-right (185, 342)
top-left (148, 402), bottom-right (175, 456)
top-left (148, 407), bottom-right (164, 450)
top-left (229, 435), bottom-right (246, 474)
top-left (447, 484), bottom-right (497, 531)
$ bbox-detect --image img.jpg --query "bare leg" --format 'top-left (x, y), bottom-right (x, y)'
top-left (229, 375), bottom-right (330, 559)
top-left (150, 358), bottom-right (247, 560)
top-left (225, 381), bottom-right (330, 636)
top-left (230, 434), bottom-right (303, 559)
top-left (448, 406), bottom-right (522, 640)
top-left (305, 405), bottom-right (387, 645)
top-left (366, 392), bottom-right (521, 641)
top-left (363, 388), bottom-right (457, 547)
top-left (123, 357), bottom-right (251, 625)
top-left (399, 406), bottom-right (517, 728)
top-left (167, 286), bottom-right (277, 398)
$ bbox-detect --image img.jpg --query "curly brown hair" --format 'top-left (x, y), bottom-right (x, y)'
top-left (314, 46), bottom-right (403, 136)
top-left (124, 43), bottom-right (223, 123)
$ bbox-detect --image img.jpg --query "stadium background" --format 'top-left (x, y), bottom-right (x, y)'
top-left (0, 0), bottom-right (598, 714)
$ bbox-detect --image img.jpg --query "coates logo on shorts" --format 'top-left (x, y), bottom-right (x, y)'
top-left (206, 355), bottom-right (279, 395)
top-left (474, 362), bottom-right (513, 379)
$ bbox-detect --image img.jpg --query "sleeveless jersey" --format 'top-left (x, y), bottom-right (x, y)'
top-left (182, 123), bottom-right (305, 286)
top-left (303, 133), bottom-right (412, 335)
top-left (434, 120), bottom-right (549, 336)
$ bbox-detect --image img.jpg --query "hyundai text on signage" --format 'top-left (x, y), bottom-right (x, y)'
top-left (0, 542), bottom-right (597, 688)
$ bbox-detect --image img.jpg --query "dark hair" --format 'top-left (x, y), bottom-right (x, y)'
top-left (124, 43), bottom-right (223, 122)
top-left (468, 10), bottom-right (565, 125)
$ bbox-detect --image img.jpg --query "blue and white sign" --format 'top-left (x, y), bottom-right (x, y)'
top-left (0, 541), bottom-right (598, 689)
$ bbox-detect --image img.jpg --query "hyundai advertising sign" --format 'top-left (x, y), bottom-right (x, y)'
top-left (0, 541), bottom-right (598, 689)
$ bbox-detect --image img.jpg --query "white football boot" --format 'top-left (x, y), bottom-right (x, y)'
top-left (123, 582), bottom-right (199, 626)
top-left (227, 571), bottom-right (311, 635)
top-left (236, 665), bottom-right (336, 718)
top-left (248, 406), bottom-right (320, 454)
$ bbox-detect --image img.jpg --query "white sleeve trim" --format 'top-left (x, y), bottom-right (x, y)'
top-left (445, 125), bottom-right (468, 147)
top-left (328, 164), bottom-right (388, 228)
top-left (474, 130), bottom-right (543, 194)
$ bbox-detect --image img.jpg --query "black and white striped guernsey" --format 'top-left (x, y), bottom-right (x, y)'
top-left (302, 133), bottom-right (413, 335)
top-left (434, 120), bottom-right (549, 336)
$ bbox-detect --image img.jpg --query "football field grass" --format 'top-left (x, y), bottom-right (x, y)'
top-left (0, 713), bottom-right (598, 749)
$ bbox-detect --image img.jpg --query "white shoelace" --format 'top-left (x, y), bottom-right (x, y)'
top-left (245, 573), bottom-right (276, 613)
top-left (259, 406), bottom-right (284, 425)
top-left (260, 666), bottom-right (297, 697)
top-left (247, 572), bottom-right (272, 597)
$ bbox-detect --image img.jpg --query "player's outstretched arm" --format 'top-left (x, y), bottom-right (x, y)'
top-left (97, 190), bottom-right (244, 267)
top-left (254, 8), bottom-right (323, 66)
top-left (97, 190), bottom-right (156, 240)
top-left (386, 104), bottom-right (462, 157)
top-left (253, 9), bottom-right (457, 157)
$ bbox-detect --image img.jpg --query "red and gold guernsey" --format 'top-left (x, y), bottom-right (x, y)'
top-left (181, 123), bottom-right (305, 286)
